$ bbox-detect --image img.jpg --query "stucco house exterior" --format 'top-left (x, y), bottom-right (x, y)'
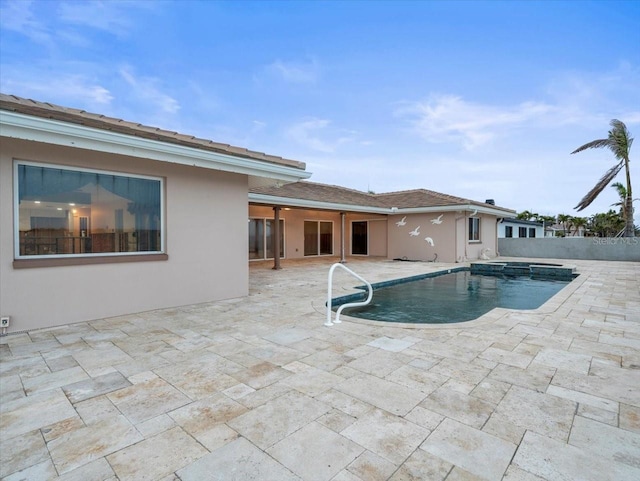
top-left (1, 94), bottom-right (515, 333)
top-left (0, 94), bottom-right (310, 333)
top-left (249, 182), bottom-right (515, 265)
top-left (498, 218), bottom-right (544, 239)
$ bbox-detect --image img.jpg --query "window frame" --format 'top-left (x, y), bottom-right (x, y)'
top-left (303, 220), bottom-right (333, 256)
top-left (505, 226), bottom-right (513, 238)
top-left (468, 217), bottom-right (480, 242)
top-left (14, 160), bottom-right (166, 262)
top-left (351, 220), bottom-right (368, 256)
top-left (248, 217), bottom-right (285, 260)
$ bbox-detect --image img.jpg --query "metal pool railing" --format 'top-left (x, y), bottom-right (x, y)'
top-left (326, 263), bottom-right (373, 327)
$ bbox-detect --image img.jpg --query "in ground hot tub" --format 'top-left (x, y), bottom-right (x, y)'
top-left (470, 261), bottom-right (576, 280)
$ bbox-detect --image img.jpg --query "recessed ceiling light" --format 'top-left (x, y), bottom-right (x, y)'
top-left (34, 201), bottom-right (41, 204)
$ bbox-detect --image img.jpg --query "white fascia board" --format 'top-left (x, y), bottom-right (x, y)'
top-left (394, 204), bottom-right (516, 216)
top-left (249, 194), bottom-right (516, 216)
top-left (0, 111), bottom-right (311, 183)
top-left (248, 193), bottom-right (391, 214)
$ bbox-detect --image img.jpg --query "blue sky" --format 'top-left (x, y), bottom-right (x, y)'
top-left (1, 0), bottom-right (639, 222)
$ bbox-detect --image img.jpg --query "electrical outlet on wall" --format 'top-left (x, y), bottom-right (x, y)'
top-left (0, 317), bottom-right (10, 327)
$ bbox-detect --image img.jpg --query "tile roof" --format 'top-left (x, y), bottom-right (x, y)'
top-left (374, 188), bottom-right (480, 209)
top-left (251, 181), bottom-right (514, 212)
top-left (251, 181), bottom-right (388, 208)
top-left (0, 93), bottom-right (306, 171)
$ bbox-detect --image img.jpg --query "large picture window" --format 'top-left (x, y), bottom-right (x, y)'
top-left (16, 162), bottom-right (163, 258)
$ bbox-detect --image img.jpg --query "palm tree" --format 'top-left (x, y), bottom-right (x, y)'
top-left (590, 210), bottom-right (625, 237)
top-left (557, 213), bottom-right (571, 236)
top-left (611, 182), bottom-right (628, 217)
top-left (571, 119), bottom-right (634, 237)
top-left (517, 210), bottom-right (537, 221)
top-left (572, 216), bottom-right (589, 236)
top-left (610, 182), bottom-right (639, 224)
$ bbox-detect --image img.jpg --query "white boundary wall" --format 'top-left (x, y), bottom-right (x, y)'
top-left (498, 237), bottom-right (640, 261)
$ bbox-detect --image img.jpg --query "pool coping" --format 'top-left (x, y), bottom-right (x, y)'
top-left (328, 264), bottom-right (588, 329)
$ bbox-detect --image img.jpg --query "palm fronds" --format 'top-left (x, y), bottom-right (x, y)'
top-left (574, 161), bottom-right (624, 211)
top-left (571, 139), bottom-right (609, 154)
top-left (571, 120), bottom-right (634, 236)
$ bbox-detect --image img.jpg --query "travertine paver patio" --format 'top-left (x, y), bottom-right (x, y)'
top-left (1, 257), bottom-right (639, 480)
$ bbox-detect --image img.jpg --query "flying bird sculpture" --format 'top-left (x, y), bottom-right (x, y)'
top-left (424, 237), bottom-right (435, 246)
top-left (430, 214), bottom-right (444, 225)
top-left (395, 216), bottom-right (407, 227)
top-left (409, 226), bottom-right (420, 237)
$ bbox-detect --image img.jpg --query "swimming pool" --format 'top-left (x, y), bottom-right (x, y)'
top-left (332, 268), bottom-right (574, 324)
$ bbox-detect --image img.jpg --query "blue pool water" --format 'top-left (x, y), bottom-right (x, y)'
top-left (334, 270), bottom-right (573, 324)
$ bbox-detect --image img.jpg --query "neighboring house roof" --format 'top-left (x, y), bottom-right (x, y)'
top-left (501, 218), bottom-right (544, 226)
top-left (0, 93), bottom-right (310, 187)
top-left (250, 181), bottom-right (515, 216)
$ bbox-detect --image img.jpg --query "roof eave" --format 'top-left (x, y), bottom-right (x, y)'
top-left (249, 193), bottom-right (391, 213)
top-left (0, 110), bottom-right (311, 186)
top-left (390, 204), bottom-right (516, 216)
top-left (250, 193), bottom-right (516, 216)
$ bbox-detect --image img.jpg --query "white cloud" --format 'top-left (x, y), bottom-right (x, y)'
top-left (119, 67), bottom-right (180, 114)
top-left (286, 118), bottom-right (334, 152)
top-left (396, 94), bottom-right (555, 150)
top-left (0, 71), bottom-right (113, 107)
top-left (0, 0), bottom-right (51, 44)
top-left (57, 0), bottom-right (155, 37)
top-left (285, 118), bottom-right (357, 153)
top-left (540, 64), bottom-right (640, 133)
top-left (396, 64), bottom-right (640, 152)
top-left (266, 58), bottom-right (320, 84)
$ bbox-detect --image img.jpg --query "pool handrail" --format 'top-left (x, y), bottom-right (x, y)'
top-left (326, 263), bottom-right (373, 327)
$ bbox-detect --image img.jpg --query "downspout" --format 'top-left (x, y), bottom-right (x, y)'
top-left (494, 216), bottom-right (500, 257)
top-left (272, 206), bottom-right (281, 270)
top-left (340, 212), bottom-right (346, 263)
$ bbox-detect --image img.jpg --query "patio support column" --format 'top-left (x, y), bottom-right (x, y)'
top-left (272, 206), bottom-right (281, 270)
top-left (340, 212), bottom-right (346, 263)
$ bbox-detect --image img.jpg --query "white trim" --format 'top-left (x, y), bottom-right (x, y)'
top-left (14, 160), bottom-right (165, 259)
top-left (1, 111), bottom-right (311, 184)
top-left (249, 193), bottom-right (514, 217)
top-left (250, 193), bottom-right (390, 214)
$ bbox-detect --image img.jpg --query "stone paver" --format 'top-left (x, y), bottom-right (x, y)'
top-left (421, 418), bottom-right (517, 480)
top-left (341, 408), bottom-right (430, 464)
top-left (0, 257), bottom-right (638, 480)
top-left (266, 421), bottom-right (364, 481)
top-left (513, 430), bottom-right (640, 480)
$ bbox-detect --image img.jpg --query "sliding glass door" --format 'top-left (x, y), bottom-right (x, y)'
top-left (352, 221), bottom-right (368, 255)
top-left (304, 221), bottom-right (333, 256)
top-left (249, 218), bottom-right (284, 260)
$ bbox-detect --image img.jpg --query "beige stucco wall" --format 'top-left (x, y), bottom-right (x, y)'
top-left (367, 219), bottom-right (388, 257)
top-left (0, 138), bottom-right (249, 332)
top-left (388, 213), bottom-right (499, 263)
